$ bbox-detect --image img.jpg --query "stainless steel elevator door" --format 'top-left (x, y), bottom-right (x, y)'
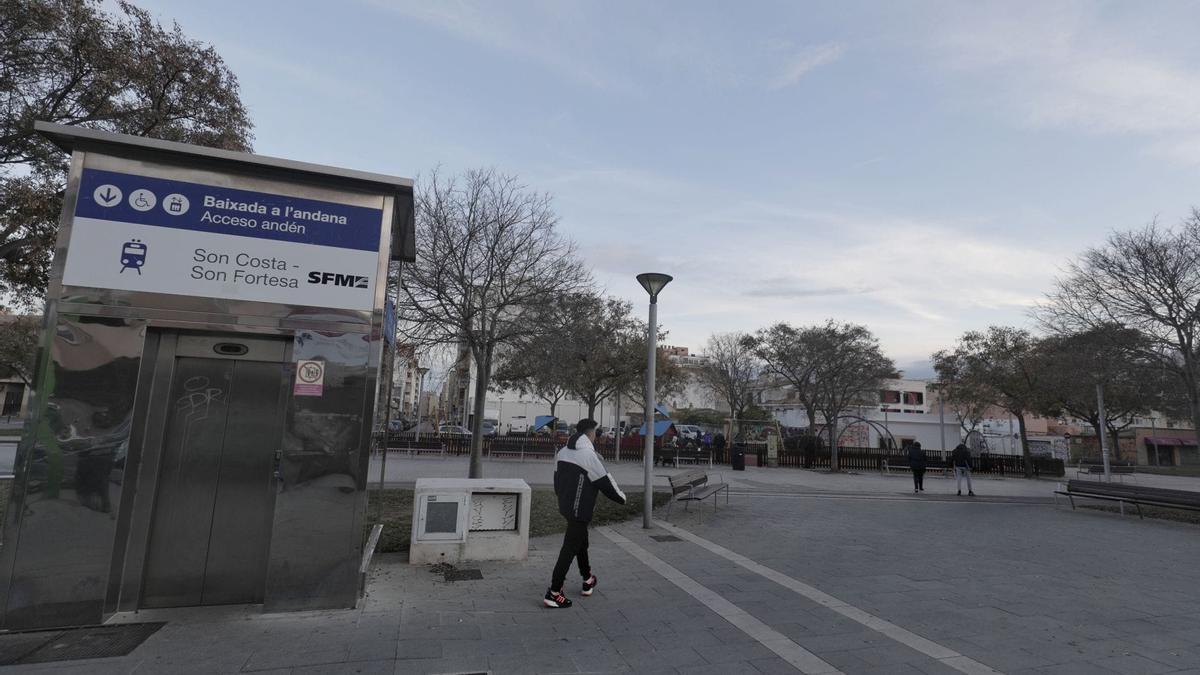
top-left (140, 338), bottom-right (288, 609)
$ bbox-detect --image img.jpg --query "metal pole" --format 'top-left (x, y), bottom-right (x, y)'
top-left (643, 300), bottom-right (657, 529)
top-left (883, 408), bottom-right (889, 450)
top-left (938, 395), bottom-right (947, 455)
top-left (1097, 383), bottom-right (1112, 481)
top-left (415, 370), bottom-right (427, 442)
top-left (614, 391), bottom-right (621, 463)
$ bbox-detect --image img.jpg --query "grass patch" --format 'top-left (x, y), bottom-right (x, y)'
top-left (365, 488), bottom-right (670, 555)
top-left (1081, 503), bottom-right (1200, 525)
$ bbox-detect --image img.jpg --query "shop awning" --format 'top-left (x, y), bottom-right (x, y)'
top-left (639, 420), bottom-right (676, 438)
top-left (1145, 436), bottom-right (1198, 446)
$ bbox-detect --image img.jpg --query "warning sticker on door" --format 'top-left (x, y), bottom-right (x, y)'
top-left (294, 360), bottom-right (325, 396)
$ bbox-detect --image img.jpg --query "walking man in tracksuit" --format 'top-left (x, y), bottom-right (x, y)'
top-left (952, 443), bottom-right (975, 496)
top-left (544, 418), bottom-right (626, 608)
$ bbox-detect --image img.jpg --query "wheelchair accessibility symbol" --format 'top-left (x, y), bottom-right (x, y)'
top-left (120, 239), bottom-right (147, 274)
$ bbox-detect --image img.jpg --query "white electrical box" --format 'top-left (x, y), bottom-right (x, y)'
top-left (410, 478), bottom-right (531, 565)
top-left (415, 493), bottom-right (469, 543)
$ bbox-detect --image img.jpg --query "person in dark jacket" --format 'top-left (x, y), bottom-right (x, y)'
top-left (951, 443), bottom-right (975, 496)
top-left (907, 441), bottom-right (927, 493)
top-left (544, 418), bottom-right (626, 608)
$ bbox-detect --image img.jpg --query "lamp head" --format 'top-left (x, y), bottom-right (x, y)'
top-left (636, 272), bottom-right (673, 302)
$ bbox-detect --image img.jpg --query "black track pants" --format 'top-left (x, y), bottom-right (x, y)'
top-left (551, 520), bottom-right (591, 591)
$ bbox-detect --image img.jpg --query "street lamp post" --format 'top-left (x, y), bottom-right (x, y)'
top-left (414, 367), bottom-right (429, 442)
top-left (1097, 383), bottom-right (1112, 481)
top-left (637, 272), bottom-right (673, 529)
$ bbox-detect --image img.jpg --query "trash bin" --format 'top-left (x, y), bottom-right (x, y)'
top-left (731, 445), bottom-right (746, 471)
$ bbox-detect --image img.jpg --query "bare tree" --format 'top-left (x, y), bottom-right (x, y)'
top-left (492, 295), bottom-right (577, 419)
top-left (1041, 216), bottom-right (1200, 435)
top-left (622, 336), bottom-right (686, 417)
top-left (398, 168), bottom-right (589, 477)
top-left (932, 327), bottom-right (1050, 477)
top-left (1040, 325), bottom-right (1158, 457)
top-left (807, 321), bottom-right (897, 470)
top-left (697, 332), bottom-right (758, 434)
top-left (743, 323), bottom-right (823, 431)
top-left (1, 0), bottom-right (253, 305)
top-left (563, 295), bottom-right (640, 419)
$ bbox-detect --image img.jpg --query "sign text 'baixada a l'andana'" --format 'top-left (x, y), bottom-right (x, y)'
top-left (63, 168), bottom-right (385, 311)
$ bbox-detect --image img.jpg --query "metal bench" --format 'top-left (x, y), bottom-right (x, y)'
top-left (674, 448), bottom-right (713, 467)
top-left (666, 469), bottom-right (728, 522)
top-left (881, 460), bottom-right (950, 478)
top-left (1076, 463), bottom-right (1136, 482)
top-left (1055, 479), bottom-right (1200, 519)
top-left (489, 448), bottom-right (555, 461)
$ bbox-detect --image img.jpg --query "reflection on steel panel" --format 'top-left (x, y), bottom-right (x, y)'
top-left (0, 316), bottom-right (143, 629)
top-left (265, 330), bottom-right (370, 611)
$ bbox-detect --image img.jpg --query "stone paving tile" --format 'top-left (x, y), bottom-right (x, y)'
top-left (241, 646), bottom-right (349, 672)
top-left (393, 639), bottom-right (442, 661)
top-left (1036, 660), bottom-right (1124, 675)
top-left (1086, 653), bottom-right (1183, 674)
top-left (295, 659), bottom-right (396, 675)
top-left (390, 655), bottom-right (491, 674)
top-left (674, 662), bottom-right (762, 674)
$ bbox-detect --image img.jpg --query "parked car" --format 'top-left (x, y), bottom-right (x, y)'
top-left (481, 419), bottom-right (499, 437)
top-left (508, 415), bottom-right (530, 434)
top-left (675, 424), bottom-right (704, 442)
top-left (437, 424), bottom-right (471, 438)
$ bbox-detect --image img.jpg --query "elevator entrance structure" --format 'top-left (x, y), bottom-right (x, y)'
top-left (0, 123), bottom-right (414, 629)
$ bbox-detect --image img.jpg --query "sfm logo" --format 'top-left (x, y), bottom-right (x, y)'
top-left (307, 271), bottom-right (368, 288)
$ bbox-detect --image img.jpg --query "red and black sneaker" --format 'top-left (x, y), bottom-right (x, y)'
top-left (581, 574), bottom-right (598, 597)
top-left (544, 588), bottom-right (572, 608)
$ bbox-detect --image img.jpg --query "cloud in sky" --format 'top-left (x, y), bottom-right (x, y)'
top-left (767, 43), bottom-right (845, 90)
top-left (543, 166), bottom-right (1059, 365)
top-left (931, 2), bottom-right (1200, 164)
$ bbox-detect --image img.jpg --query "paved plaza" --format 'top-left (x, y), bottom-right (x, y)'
top-left (5, 460), bottom-right (1200, 674)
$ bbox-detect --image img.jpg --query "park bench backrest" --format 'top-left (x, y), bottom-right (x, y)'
top-left (1067, 480), bottom-right (1200, 507)
top-left (669, 470), bottom-right (708, 496)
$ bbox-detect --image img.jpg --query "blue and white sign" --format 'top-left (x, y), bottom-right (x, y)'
top-left (62, 169), bottom-right (386, 310)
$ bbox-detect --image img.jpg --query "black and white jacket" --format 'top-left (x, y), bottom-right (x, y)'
top-left (554, 435), bottom-right (627, 522)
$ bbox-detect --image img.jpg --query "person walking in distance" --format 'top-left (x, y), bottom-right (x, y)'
top-left (908, 441), bottom-right (927, 494)
top-left (952, 443), bottom-right (975, 496)
top-left (544, 418), bottom-right (626, 608)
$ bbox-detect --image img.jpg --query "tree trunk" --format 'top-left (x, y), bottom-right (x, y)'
top-left (828, 414), bottom-right (839, 471)
top-left (1089, 419), bottom-right (1105, 459)
top-left (1017, 414), bottom-right (1033, 478)
top-left (469, 348), bottom-right (492, 479)
top-left (587, 400), bottom-right (597, 419)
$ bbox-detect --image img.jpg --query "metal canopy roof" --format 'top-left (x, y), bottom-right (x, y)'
top-left (34, 121), bottom-right (417, 261)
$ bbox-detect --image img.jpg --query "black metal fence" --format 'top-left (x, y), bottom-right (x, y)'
top-left (375, 433), bottom-right (1065, 477)
top-left (747, 444), bottom-right (1065, 477)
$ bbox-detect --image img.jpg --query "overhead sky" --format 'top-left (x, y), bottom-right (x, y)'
top-left (137, 0), bottom-right (1200, 376)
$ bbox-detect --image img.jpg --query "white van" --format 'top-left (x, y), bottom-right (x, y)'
top-left (675, 424), bottom-right (704, 442)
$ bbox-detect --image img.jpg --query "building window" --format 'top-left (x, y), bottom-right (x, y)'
top-left (903, 391), bottom-right (924, 405)
top-left (880, 390), bottom-right (900, 404)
